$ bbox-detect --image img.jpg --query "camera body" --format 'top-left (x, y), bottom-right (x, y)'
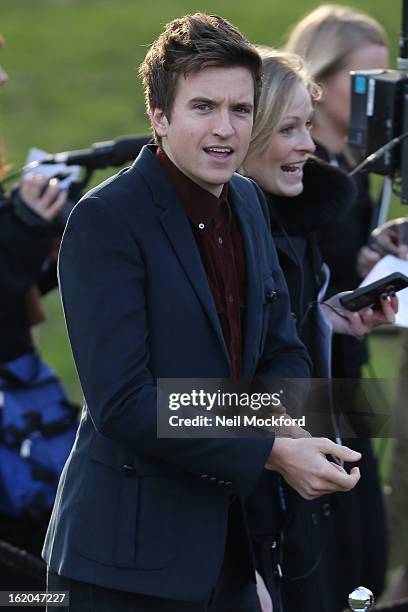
top-left (347, 1), bottom-right (408, 203)
top-left (349, 69), bottom-right (408, 176)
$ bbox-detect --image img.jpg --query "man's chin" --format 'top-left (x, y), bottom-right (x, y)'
top-left (200, 171), bottom-right (235, 190)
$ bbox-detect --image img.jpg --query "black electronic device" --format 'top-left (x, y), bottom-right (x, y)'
top-left (348, 70), bottom-right (408, 175)
top-left (339, 272), bottom-right (408, 311)
top-left (347, 0), bottom-right (408, 203)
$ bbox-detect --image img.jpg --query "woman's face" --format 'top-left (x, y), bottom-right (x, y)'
top-left (0, 34), bottom-right (8, 86)
top-left (245, 83), bottom-right (315, 197)
top-left (319, 43), bottom-right (388, 136)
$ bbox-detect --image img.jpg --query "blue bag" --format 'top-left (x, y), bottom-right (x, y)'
top-left (0, 351), bottom-right (78, 517)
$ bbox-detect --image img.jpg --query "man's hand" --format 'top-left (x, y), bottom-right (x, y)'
top-left (264, 438), bottom-right (361, 500)
top-left (322, 291), bottom-right (398, 336)
top-left (19, 173), bottom-right (66, 221)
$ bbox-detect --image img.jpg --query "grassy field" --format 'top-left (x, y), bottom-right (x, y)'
top-left (1, 2), bottom-right (406, 421)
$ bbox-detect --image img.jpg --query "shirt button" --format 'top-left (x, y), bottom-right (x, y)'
top-left (228, 295), bottom-right (234, 303)
top-left (218, 237), bottom-right (223, 245)
top-left (198, 223), bottom-right (205, 230)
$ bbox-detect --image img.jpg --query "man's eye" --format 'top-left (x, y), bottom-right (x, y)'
top-left (195, 103), bottom-right (210, 111)
top-left (235, 106), bottom-right (251, 114)
top-left (306, 119), bottom-right (313, 130)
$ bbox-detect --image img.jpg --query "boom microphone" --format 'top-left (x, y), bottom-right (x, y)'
top-left (40, 135), bottom-right (152, 169)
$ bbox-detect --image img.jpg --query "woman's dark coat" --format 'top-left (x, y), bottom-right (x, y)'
top-left (247, 159), bottom-right (387, 612)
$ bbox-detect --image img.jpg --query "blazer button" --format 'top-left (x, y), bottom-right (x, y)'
top-left (200, 474), bottom-right (209, 479)
top-left (322, 502), bottom-right (331, 517)
top-left (121, 464), bottom-right (137, 477)
top-left (266, 290), bottom-right (278, 303)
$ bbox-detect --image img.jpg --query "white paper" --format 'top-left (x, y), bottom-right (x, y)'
top-left (24, 147), bottom-right (80, 191)
top-left (360, 254), bottom-right (408, 328)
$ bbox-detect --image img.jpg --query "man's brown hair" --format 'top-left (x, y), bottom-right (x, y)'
top-left (139, 13), bottom-right (262, 136)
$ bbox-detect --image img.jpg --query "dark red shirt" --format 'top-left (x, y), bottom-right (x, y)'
top-left (157, 148), bottom-right (245, 378)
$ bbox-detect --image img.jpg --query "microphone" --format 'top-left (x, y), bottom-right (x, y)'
top-left (349, 130), bottom-right (408, 177)
top-left (39, 135), bottom-right (152, 169)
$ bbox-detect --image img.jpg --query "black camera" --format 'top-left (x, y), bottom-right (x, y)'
top-left (348, 0), bottom-right (408, 203)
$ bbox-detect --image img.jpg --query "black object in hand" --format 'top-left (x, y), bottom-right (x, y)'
top-left (340, 272), bottom-right (408, 311)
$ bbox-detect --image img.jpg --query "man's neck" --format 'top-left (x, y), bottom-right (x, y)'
top-left (159, 143), bottom-right (225, 198)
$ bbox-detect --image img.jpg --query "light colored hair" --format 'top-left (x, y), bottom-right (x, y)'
top-left (285, 4), bottom-right (387, 82)
top-left (247, 46), bottom-right (320, 159)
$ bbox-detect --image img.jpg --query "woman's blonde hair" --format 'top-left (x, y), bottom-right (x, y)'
top-left (248, 46), bottom-right (320, 159)
top-left (285, 4), bottom-right (387, 82)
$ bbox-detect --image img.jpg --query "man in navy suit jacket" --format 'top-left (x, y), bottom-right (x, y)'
top-left (43, 13), bottom-right (362, 611)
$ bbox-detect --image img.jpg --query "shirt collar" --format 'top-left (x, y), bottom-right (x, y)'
top-left (156, 147), bottom-right (229, 229)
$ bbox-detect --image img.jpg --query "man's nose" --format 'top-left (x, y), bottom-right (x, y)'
top-left (213, 110), bottom-right (235, 138)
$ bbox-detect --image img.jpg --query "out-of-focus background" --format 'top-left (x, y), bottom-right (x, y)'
top-left (1, 0), bottom-right (404, 434)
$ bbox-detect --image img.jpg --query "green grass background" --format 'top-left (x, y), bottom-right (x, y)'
top-left (1, 1), bottom-right (406, 479)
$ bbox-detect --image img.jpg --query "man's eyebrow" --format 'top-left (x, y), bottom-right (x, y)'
top-left (188, 97), bottom-right (253, 108)
top-left (188, 97), bottom-right (216, 105)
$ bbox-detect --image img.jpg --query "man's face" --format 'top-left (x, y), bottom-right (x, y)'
top-left (151, 66), bottom-right (255, 197)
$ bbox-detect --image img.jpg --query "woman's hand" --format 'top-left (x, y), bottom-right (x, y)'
top-left (322, 291), bottom-right (398, 336)
top-left (19, 173), bottom-right (67, 221)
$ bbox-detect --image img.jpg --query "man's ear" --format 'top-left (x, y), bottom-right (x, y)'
top-left (150, 108), bottom-right (169, 138)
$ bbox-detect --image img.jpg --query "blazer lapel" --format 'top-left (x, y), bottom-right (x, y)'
top-left (229, 183), bottom-right (263, 376)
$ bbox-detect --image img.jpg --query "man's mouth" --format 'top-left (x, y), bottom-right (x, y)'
top-left (204, 146), bottom-right (234, 157)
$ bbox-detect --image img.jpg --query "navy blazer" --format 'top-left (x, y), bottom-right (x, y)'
top-left (43, 146), bottom-right (310, 601)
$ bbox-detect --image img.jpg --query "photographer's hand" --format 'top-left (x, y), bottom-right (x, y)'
top-left (19, 173), bottom-right (66, 221)
top-left (371, 217), bottom-right (408, 260)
